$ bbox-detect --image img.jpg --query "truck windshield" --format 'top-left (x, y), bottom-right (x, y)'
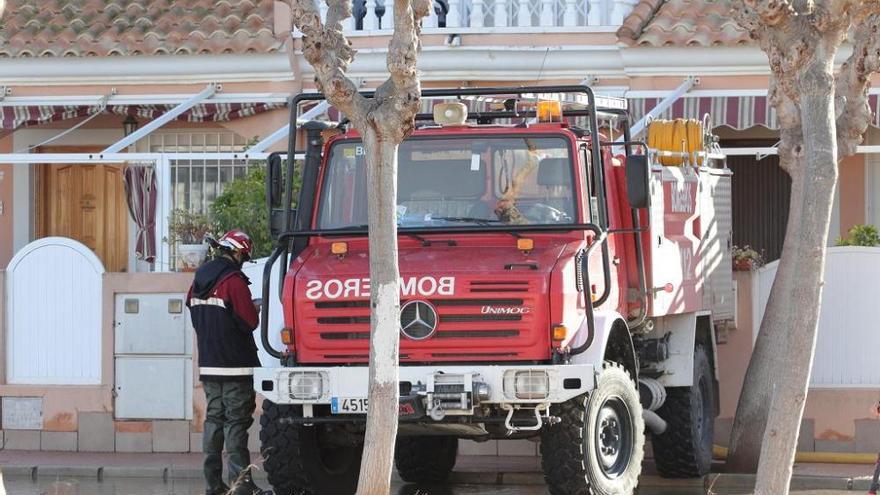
top-left (316, 136), bottom-right (577, 230)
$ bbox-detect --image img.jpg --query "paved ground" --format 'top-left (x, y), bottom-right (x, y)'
top-left (0, 475), bottom-right (864, 495)
top-left (1, 450), bottom-right (877, 494)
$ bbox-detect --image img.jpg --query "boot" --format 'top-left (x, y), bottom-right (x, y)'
top-left (229, 468), bottom-right (271, 495)
top-left (205, 482), bottom-right (230, 495)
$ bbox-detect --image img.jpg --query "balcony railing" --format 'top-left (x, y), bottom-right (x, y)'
top-left (312, 0), bottom-right (637, 32)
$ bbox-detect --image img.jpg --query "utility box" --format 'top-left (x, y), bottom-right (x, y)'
top-left (114, 293), bottom-right (193, 420)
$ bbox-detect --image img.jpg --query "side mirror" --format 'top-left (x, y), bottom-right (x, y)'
top-left (269, 208), bottom-right (296, 239)
top-left (625, 154), bottom-right (651, 209)
top-left (266, 152), bottom-right (284, 210)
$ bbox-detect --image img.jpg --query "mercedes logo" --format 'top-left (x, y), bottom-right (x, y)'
top-left (399, 300), bottom-right (438, 340)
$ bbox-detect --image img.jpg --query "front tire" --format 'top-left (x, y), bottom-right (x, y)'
top-left (260, 401), bottom-right (363, 495)
top-left (651, 344), bottom-right (716, 478)
top-left (540, 362), bottom-right (644, 495)
top-left (394, 436), bottom-right (458, 483)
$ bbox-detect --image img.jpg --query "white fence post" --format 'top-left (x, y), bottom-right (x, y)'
top-left (563, 0), bottom-right (577, 26)
top-left (611, 0), bottom-right (637, 25)
top-left (587, 0), bottom-right (603, 25)
top-left (470, 0), bottom-right (485, 27)
top-left (363, 0), bottom-right (379, 30)
top-left (493, 0), bottom-right (508, 26)
top-left (156, 155), bottom-right (172, 272)
top-left (517, 0), bottom-right (531, 26)
top-left (383, 0), bottom-right (395, 30)
top-left (447, 0), bottom-right (462, 27)
top-left (540, 0), bottom-right (555, 26)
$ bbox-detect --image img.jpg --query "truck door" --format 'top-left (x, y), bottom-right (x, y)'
top-left (649, 165), bottom-right (701, 316)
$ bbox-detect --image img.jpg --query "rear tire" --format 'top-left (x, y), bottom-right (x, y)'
top-left (651, 344), bottom-right (716, 478)
top-left (394, 436), bottom-right (458, 483)
top-left (540, 362), bottom-right (644, 495)
top-left (260, 401), bottom-right (363, 495)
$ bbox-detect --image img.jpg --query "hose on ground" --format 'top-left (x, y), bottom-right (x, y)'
top-left (712, 444), bottom-right (878, 465)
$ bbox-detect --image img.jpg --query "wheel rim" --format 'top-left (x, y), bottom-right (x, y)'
top-left (594, 395), bottom-right (633, 478)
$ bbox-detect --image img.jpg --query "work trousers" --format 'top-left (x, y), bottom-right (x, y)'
top-left (202, 379), bottom-right (256, 491)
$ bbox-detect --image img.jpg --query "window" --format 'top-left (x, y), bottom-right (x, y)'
top-left (317, 135), bottom-right (576, 230)
top-left (133, 131), bottom-right (257, 215)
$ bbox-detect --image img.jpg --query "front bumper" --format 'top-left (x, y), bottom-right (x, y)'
top-left (254, 364), bottom-right (596, 411)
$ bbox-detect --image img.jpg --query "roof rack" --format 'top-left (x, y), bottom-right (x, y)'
top-left (291, 85), bottom-right (631, 126)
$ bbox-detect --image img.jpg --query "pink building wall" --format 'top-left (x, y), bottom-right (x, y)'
top-left (0, 135), bottom-right (14, 268)
top-left (1, 268), bottom-right (877, 454)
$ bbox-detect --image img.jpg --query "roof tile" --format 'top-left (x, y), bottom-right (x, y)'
top-left (618, 0), bottom-right (751, 47)
top-left (0, 0), bottom-right (283, 58)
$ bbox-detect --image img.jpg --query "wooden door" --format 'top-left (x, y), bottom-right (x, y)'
top-left (36, 148), bottom-right (129, 272)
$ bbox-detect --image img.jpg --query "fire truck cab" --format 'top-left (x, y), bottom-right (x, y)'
top-left (255, 86), bottom-right (734, 495)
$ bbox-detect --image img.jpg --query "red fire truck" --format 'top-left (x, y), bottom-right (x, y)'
top-left (255, 85), bottom-right (734, 495)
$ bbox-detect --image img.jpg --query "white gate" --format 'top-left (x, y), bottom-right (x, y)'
top-left (754, 246), bottom-right (880, 387)
top-left (5, 237), bottom-right (105, 384)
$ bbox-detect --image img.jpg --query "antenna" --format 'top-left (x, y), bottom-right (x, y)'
top-left (534, 47), bottom-right (551, 86)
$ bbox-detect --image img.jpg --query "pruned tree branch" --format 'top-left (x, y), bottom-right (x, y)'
top-left (286, 0), bottom-right (431, 138)
top-left (835, 4), bottom-right (880, 157)
top-left (285, 0), bottom-right (367, 123)
top-left (740, 0), bottom-right (796, 27)
top-left (768, 79), bottom-right (803, 176)
top-left (372, 0), bottom-right (432, 139)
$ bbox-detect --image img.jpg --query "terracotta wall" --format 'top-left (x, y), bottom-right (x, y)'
top-left (0, 134), bottom-right (14, 268)
top-left (0, 270), bottom-right (5, 385)
top-left (839, 153), bottom-right (866, 235)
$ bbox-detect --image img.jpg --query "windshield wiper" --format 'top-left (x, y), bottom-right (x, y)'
top-left (431, 216), bottom-right (525, 240)
top-left (432, 216), bottom-right (501, 226)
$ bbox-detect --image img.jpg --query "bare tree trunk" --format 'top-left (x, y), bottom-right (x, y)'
top-left (754, 72), bottom-right (838, 493)
top-left (356, 128), bottom-right (402, 495)
top-left (726, 169), bottom-right (804, 471)
top-left (285, 0), bottom-right (430, 492)
top-left (724, 3), bottom-right (880, 482)
top-left (727, 94), bottom-right (806, 472)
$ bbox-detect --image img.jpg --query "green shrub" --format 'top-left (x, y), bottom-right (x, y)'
top-left (836, 224), bottom-right (880, 247)
top-left (212, 167), bottom-right (273, 258)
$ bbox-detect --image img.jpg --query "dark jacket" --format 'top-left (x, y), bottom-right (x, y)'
top-left (187, 257), bottom-right (261, 382)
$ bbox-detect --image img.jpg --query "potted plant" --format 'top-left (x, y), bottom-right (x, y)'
top-left (168, 209), bottom-right (213, 271)
top-left (836, 224), bottom-right (880, 247)
top-left (732, 245), bottom-right (764, 271)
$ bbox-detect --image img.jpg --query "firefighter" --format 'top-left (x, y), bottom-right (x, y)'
top-left (187, 229), bottom-right (266, 495)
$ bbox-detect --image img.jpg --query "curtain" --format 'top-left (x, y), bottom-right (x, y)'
top-left (123, 164), bottom-right (158, 263)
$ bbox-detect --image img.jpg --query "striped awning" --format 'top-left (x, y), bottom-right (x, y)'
top-left (628, 94), bottom-right (880, 130)
top-left (0, 102), bottom-right (285, 130)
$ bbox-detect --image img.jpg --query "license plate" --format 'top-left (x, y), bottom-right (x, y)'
top-left (331, 397), bottom-right (368, 414)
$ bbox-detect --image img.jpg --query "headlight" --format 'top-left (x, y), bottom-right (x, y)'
top-left (288, 371), bottom-right (325, 400)
top-left (503, 370), bottom-right (550, 400)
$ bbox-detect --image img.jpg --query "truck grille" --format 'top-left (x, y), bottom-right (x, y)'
top-left (301, 278), bottom-right (548, 362)
top-left (469, 281), bottom-right (530, 293)
top-left (315, 297), bottom-right (527, 341)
